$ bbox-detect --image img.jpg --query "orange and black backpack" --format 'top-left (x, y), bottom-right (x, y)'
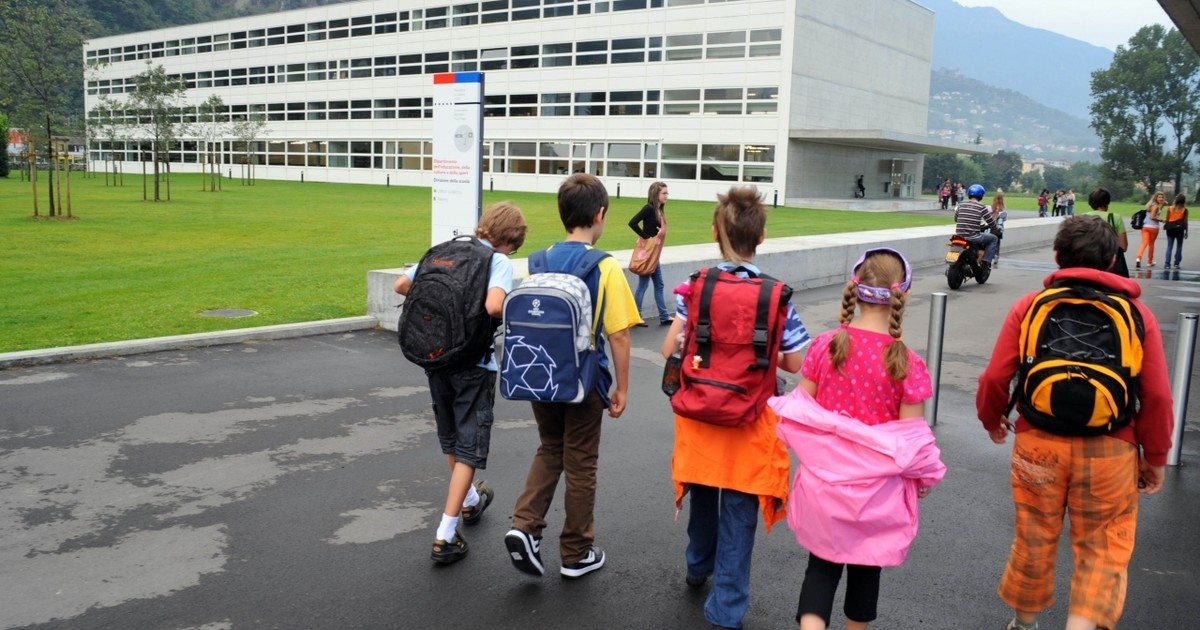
top-left (1005, 281), bottom-right (1144, 436)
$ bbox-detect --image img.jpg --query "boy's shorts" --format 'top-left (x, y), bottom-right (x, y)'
top-left (427, 367), bottom-right (496, 469)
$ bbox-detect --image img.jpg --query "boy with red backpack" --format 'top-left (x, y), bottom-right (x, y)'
top-left (660, 186), bottom-right (811, 630)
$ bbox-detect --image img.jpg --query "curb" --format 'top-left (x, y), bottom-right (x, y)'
top-left (0, 316), bottom-right (380, 370)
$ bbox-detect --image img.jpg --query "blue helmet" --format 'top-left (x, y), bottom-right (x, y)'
top-left (967, 184), bottom-right (986, 200)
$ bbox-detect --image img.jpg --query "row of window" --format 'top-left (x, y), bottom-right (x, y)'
top-left (88, 139), bottom-right (776, 182)
top-left (88, 87), bottom-right (779, 125)
top-left (86, 0), bottom-right (756, 66)
top-left (86, 29), bottom-right (782, 95)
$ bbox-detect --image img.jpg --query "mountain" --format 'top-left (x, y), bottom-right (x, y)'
top-left (919, 0), bottom-right (1115, 120)
top-left (928, 68), bottom-right (1100, 160)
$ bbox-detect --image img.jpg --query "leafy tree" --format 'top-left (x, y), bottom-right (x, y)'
top-left (1090, 25), bottom-right (1200, 193)
top-left (923, 153), bottom-right (959, 192)
top-left (0, 0), bottom-right (93, 216)
top-left (127, 63), bottom-right (186, 201)
top-left (0, 112), bottom-right (9, 178)
top-left (980, 150), bottom-right (1023, 191)
top-left (1065, 161), bottom-right (1102, 196)
top-left (88, 94), bottom-right (126, 186)
top-left (1018, 170), bottom-right (1044, 194)
top-left (1043, 166), bottom-right (1068, 192)
top-left (196, 95), bottom-right (226, 192)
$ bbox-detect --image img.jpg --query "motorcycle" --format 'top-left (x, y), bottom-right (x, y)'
top-left (945, 235), bottom-right (991, 289)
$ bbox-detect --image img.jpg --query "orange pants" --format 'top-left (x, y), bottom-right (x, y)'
top-left (1136, 227), bottom-right (1159, 264)
top-left (998, 430), bottom-right (1139, 628)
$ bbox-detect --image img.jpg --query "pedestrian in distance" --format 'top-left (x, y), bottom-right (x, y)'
top-left (939, 179), bottom-right (951, 211)
top-left (990, 188), bottom-right (1008, 267)
top-left (661, 186), bottom-right (811, 630)
top-left (976, 216), bottom-right (1174, 630)
top-left (1066, 188), bottom-right (1076, 216)
top-left (1080, 187), bottom-right (1129, 277)
top-left (770, 247), bottom-right (945, 630)
top-left (1163, 193), bottom-right (1189, 269)
top-left (393, 201), bottom-right (528, 565)
top-left (1037, 189), bottom-right (1049, 218)
top-left (1135, 191), bottom-right (1165, 268)
top-left (504, 173), bottom-right (641, 580)
top-left (628, 181), bottom-right (674, 327)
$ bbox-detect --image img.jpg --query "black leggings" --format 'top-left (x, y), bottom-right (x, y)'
top-left (795, 553), bottom-right (882, 624)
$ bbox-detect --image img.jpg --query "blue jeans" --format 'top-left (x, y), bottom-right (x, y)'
top-left (1165, 232), bottom-right (1185, 266)
top-left (633, 265), bottom-right (670, 321)
top-left (685, 485), bottom-right (759, 629)
top-left (967, 231), bottom-right (999, 263)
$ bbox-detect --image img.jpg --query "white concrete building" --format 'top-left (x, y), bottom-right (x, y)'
top-left (84, 0), bottom-right (962, 203)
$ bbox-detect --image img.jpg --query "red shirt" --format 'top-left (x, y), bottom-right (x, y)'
top-left (975, 268), bottom-right (1175, 465)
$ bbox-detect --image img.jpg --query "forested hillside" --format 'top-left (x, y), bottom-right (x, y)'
top-left (84, 0), bottom-right (349, 36)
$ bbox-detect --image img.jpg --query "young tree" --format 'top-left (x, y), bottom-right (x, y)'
top-left (126, 63), bottom-right (186, 202)
top-left (196, 95), bottom-right (226, 192)
top-left (1090, 25), bottom-right (1199, 193)
top-left (0, 0), bottom-right (92, 216)
top-left (88, 95), bottom-right (124, 187)
top-left (229, 113), bottom-right (267, 186)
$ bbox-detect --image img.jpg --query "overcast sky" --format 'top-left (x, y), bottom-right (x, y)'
top-left (955, 0), bottom-right (1173, 50)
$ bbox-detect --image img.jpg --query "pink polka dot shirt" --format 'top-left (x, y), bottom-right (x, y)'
top-left (800, 327), bottom-right (933, 426)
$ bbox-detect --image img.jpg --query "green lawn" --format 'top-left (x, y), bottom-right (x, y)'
top-left (1, 172), bottom-right (953, 353)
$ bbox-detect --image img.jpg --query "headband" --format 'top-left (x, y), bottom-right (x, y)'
top-left (851, 247), bottom-right (912, 305)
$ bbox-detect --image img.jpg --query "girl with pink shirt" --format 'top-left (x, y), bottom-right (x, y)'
top-left (769, 248), bottom-right (946, 630)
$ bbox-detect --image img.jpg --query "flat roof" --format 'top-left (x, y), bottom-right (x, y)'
top-left (1158, 0), bottom-right (1200, 55)
top-left (788, 128), bottom-right (987, 155)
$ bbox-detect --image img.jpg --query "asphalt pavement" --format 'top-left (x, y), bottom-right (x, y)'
top-left (2, 239), bottom-right (1198, 630)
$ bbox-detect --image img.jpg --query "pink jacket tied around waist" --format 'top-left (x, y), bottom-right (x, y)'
top-left (769, 388), bottom-right (946, 567)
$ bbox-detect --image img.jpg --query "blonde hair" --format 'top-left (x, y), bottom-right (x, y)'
top-left (712, 186), bottom-right (766, 264)
top-left (990, 188), bottom-right (1005, 211)
top-left (829, 251), bottom-right (911, 380)
top-left (476, 200), bottom-right (528, 250)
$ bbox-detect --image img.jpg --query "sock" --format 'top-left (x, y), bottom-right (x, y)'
top-left (463, 484), bottom-right (480, 508)
top-left (436, 514), bottom-right (459, 542)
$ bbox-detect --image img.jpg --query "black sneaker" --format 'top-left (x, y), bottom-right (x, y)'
top-left (431, 532), bottom-right (468, 565)
top-left (635, 321), bottom-right (649, 328)
top-left (660, 317), bottom-right (674, 326)
top-left (504, 528), bottom-right (545, 576)
top-left (560, 545), bottom-right (605, 579)
top-left (685, 573), bottom-right (709, 589)
top-left (460, 480), bottom-right (494, 525)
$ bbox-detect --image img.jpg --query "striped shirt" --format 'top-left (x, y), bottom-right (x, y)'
top-left (954, 199), bottom-right (995, 237)
top-left (674, 262), bottom-right (812, 354)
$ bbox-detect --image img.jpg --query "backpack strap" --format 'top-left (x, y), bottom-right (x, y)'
top-left (570, 248), bottom-right (611, 337)
top-left (693, 267), bottom-right (780, 370)
top-left (528, 249), bottom-right (548, 275)
top-left (694, 268), bottom-right (719, 367)
top-left (752, 277), bottom-right (778, 370)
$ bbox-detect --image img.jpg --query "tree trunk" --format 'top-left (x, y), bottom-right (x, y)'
top-left (30, 152), bottom-right (38, 217)
top-left (66, 164), bottom-right (72, 218)
top-left (45, 117), bottom-right (56, 217)
top-left (55, 154), bottom-right (62, 214)
top-left (166, 159), bottom-right (171, 201)
top-left (142, 155), bottom-right (147, 201)
top-left (152, 141), bottom-right (160, 201)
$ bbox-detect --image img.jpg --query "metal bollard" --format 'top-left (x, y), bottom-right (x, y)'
top-left (1168, 312), bottom-right (1198, 466)
top-left (925, 292), bottom-right (948, 426)
top-left (773, 190), bottom-right (778, 208)
top-left (616, 183), bottom-right (620, 198)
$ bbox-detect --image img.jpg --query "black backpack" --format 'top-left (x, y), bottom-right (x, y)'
top-left (398, 236), bottom-right (498, 372)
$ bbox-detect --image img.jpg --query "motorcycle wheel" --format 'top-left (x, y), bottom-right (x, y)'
top-left (946, 263), bottom-right (965, 290)
top-left (976, 262), bottom-right (991, 284)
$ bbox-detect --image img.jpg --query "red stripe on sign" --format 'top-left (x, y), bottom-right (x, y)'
top-left (433, 73), bottom-right (456, 84)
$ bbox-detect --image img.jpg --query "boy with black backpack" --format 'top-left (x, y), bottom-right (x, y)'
top-left (503, 173), bottom-right (641, 580)
top-left (976, 216), bottom-right (1173, 630)
top-left (394, 201), bottom-right (527, 565)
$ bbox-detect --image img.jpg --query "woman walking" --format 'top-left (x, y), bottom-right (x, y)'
top-left (628, 181), bottom-right (673, 326)
top-left (1164, 193), bottom-right (1190, 270)
top-left (1136, 192), bottom-right (1166, 268)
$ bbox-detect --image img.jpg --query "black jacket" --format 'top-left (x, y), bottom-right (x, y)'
top-left (628, 203), bottom-right (662, 239)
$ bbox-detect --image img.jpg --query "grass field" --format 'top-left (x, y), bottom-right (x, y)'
top-left (1, 171), bottom-right (961, 353)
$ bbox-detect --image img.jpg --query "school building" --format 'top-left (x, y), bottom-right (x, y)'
top-left (83, 0), bottom-right (964, 204)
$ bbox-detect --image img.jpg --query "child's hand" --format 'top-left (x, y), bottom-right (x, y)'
top-left (917, 486), bottom-right (932, 499)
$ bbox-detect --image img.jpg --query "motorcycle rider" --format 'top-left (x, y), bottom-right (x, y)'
top-left (955, 184), bottom-right (999, 268)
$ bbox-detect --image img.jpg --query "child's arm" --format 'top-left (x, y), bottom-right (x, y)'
top-left (660, 319), bottom-right (684, 358)
top-left (778, 350), bottom-right (802, 373)
top-left (607, 327), bottom-right (631, 418)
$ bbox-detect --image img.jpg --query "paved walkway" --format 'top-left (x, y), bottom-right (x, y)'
top-left (1, 241), bottom-right (1197, 629)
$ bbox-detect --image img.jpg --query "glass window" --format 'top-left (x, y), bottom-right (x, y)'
top-left (577, 40), bottom-right (607, 52)
top-left (743, 145), bottom-right (775, 162)
top-left (665, 48), bottom-right (702, 61)
top-left (707, 31), bottom-right (745, 45)
top-left (706, 46), bottom-right (744, 59)
top-left (666, 34), bottom-right (702, 47)
top-left (704, 102), bottom-right (742, 114)
top-left (700, 164), bottom-right (738, 181)
top-left (749, 43), bottom-right (781, 57)
top-left (612, 37), bottom-right (644, 50)
top-left (664, 89), bottom-right (700, 101)
top-left (608, 143), bottom-right (639, 159)
top-left (743, 165), bottom-right (773, 183)
top-left (746, 101), bottom-right (777, 114)
top-left (750, 28), bottom-right (782, 42)
top-left (608, 104), bottom-right (642, 115)
top-left (702, 144), bottom-right (739, 161)
top-left (542, 93), bottom-right (571, 103)
top-left (607, 160), bottom-right (640, 177)
top-left (612, 51), bottom-right (644, 63)
top-left (705, 88), bottom-right (743, 100)
top-left (662, 144), bottom-right (696, 159)
top-left (610, 91), bottom-right (641, 102)
top-left (542, 42), bottom-right (572, 54)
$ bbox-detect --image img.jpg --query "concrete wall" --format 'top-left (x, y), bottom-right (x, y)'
top-left (370, 218), bottom-right (1063, 330)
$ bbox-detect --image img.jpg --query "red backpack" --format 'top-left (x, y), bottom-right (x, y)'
top-left (670, 267), bottom-right (791, 427)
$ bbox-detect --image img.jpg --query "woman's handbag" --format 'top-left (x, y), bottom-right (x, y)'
top-left (628, 210), bottom-right (666, 276)
top-left (628, 236), bottom-right (663, 276)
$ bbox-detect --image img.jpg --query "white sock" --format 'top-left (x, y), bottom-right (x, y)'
top-left (463, 484), bottom-right (480, 508)
top-left (437, 514), bottom-right (459, 542)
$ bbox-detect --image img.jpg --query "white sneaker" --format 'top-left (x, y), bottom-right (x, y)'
top-left (560, 545), bottom-right (606, 579)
